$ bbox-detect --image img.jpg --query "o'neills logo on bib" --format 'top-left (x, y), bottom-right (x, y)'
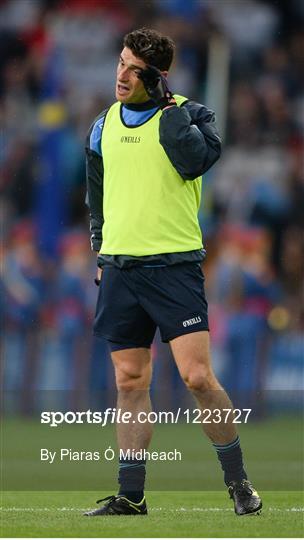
top-left (182, 316), bottom-right (202, 327)
top-left (120, 135), bottom-right (141, 143)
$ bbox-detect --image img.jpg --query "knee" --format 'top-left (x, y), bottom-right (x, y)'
top-left (116, 375), bottom-right (148, 392)
top-left (182, 365), bottom-right (217, 393)
top-left (115, 367), bottom-right (151, 392)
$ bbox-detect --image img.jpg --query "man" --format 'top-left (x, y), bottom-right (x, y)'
top-left (84, 27), bottom-right (262, 517)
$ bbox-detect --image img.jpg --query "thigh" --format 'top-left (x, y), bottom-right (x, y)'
top-left (170, 331), bottom-right (217, 391)
top-left (169, 330), bottom-right (213, 381)
top-left (111, 347), bottom-right (152, 388)
top-left (94, 267), bottom-right (156, 348)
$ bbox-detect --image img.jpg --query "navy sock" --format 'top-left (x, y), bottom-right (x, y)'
top-left (213, 436), bottom-right (248, 486)
top-left (118, 458), bottom-right (146, 503)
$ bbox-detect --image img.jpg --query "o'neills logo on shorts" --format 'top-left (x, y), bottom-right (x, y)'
top-left (120, 135), bottom-right (141, 143)
top-left (182, 316), bottom-right (202, 327)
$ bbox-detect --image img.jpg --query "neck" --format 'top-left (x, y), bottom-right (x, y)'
top-left (123, 100), bottom-right (157, 111)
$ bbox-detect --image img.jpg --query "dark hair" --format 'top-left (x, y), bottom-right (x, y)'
top-left (123, 27), bottom-right (175, 71)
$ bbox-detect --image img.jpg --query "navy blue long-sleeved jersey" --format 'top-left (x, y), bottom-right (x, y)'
top-left (85, 99), bottom-right (221, 267)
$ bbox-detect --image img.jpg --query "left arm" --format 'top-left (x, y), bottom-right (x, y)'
top-left (159, 101), bottom-right (222, 180)
top-left (138, 66), bottom-right (222, 180)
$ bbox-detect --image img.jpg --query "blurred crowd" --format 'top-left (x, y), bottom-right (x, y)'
top-left (1, 0), bottom-right (303, 411)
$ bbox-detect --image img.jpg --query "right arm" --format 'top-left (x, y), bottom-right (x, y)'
top-left (85, 146), bottom-right (104, 253)
top-left (85, 110), bottom-right (108, 280)
top-left (85, 110), bottom-right (107, 252)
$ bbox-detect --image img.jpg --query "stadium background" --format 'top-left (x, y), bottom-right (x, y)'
top-left (1, 3), bottom-right (303, 537)
top-left (1, 0), bottom-right (303, 415)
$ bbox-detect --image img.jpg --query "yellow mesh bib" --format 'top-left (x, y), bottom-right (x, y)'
top-left (100, 95), bottom-right (203, 256)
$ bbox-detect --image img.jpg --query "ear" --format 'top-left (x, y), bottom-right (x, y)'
top-left (161, 70), bottom-right (168, 78)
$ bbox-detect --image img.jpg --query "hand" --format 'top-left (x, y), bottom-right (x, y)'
top-left (94, 266), bottom-right (103, 286)
top-left (138, 65), bottom-right (176, 109)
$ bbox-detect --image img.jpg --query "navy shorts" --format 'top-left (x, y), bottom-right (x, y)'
top-left (94, 262), bottom-right (209, 351)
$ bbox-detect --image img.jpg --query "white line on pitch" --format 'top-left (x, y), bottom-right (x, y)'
top-left (0, 507), bottom-right (303, 512)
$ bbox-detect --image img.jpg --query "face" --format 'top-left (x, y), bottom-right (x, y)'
top-left (115, 47), bottom-right (149, 104)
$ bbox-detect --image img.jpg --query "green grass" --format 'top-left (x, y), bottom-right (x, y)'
top-left (1, 491), bottom-right (303, 537)
top-left (1, 415), bottom-right (303, 536)
top-left (2, 416), bottom-right (303, 491)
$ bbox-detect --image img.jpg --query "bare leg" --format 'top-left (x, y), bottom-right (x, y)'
top-left (83, 347), bottom-right (153, 515)
top-left (170, 331), bottom-right (237, 444)
top-left (111, 347), bottom-right (153, 453)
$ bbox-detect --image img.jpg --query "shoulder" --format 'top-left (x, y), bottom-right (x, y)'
top-left (182, 100), bottom-right (216, 123)
top-left (86, 107), bottom-right (111, 154)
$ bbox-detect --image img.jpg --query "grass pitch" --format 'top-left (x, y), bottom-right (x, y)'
top-left (2, 416), bottom-right (303, 491)
top-left (1, 490), bottom-right (303, 538)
